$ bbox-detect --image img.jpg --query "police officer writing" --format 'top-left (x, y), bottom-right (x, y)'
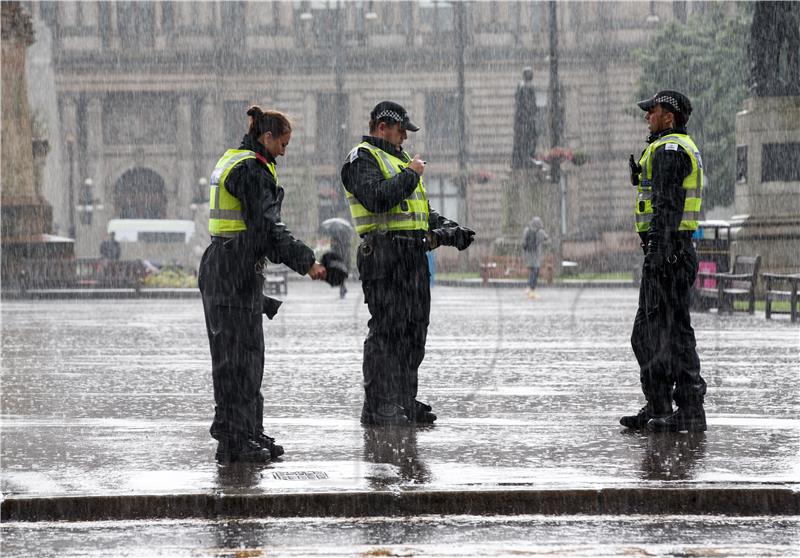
top-left (341, 101), bottom-right (475, 426)
top-left (620, 91), bottom-right (707, 433)
top-left (199, 106), bottom-right (326, 464)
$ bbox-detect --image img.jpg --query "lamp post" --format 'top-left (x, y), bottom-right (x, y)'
top-left (66, 136), bottom-right (76, 238)
top-left (548, 1), bottom-right (565, 261)
top-left (77, 178), bottom-right (103, 225)
top-left (454, 0), bottom-right (469, 270)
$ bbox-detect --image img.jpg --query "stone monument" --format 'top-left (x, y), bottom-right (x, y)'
top-left (1, 1), bottom-right (74, 289)
top-left (733, 1), bottom-right (800, 274)
top-left (501, 67), bottom-right (558, 262)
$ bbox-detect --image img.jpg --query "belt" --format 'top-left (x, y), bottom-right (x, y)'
top-left (360, 230), bottom-right (428, 242)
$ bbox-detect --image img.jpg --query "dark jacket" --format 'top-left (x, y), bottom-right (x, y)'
top-left (640, 126), bottom-right (694, 255)
top-left (340, 136), bottom-right (459, 280)
top-left (340, 136), bottom-right (457, 234)
top-left (199, 134), bottom-right (315, 309)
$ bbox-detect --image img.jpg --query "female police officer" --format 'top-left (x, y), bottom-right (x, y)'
top-left (199, 106), bottom-right (326, 464)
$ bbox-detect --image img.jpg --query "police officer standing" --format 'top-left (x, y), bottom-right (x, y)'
top-left (341, 101), bottom-right (475, 426)
top-left (620, 91), bottom-right (707, 433)
top-left (200, 106), bottom-right (326, 463)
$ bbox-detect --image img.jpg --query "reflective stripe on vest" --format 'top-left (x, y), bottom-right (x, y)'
top-left (634, 133), bottom-right (704, 233)
top-left (208, 149), bottom-right (277, 237)
top-left (345, 142), bottom-right (429, 235)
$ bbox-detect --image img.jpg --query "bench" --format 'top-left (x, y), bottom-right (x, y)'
top-left (696, 255), bottom-right (761, 314)
top-left (264, 264), bottom-right (288, 295)
top-left (479, 255), bottom-right (554, 287)
top-left (763, 273), bottom-right (800, 322)
top-left (479, 256), bottom-right (526, 286)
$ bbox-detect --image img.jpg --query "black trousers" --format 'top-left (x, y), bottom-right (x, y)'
top-left (202, 300), bottom-right (265, 444)
top-left (631, 247), bottom-right (706, 413)
top-left (360, 246), bottom-right (431, 410)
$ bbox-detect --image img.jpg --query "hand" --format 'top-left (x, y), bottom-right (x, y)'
top-left (307, 261), bottom-right (327, 281)
top-left (629, 154), bottom-right (641, 186)
top-left (408, 154), bottom-right (426, 176)
top-left (452, 226), bottom-right (475, 251)
top-left (432, 226), bottom-right (475, 251)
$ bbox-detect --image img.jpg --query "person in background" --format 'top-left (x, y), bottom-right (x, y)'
top-left (100, 232), bottom-right (121, 260)
top-left (521, 216), bottom-right (549, 299)
top-left (199, 106), bottom-right (327, 464)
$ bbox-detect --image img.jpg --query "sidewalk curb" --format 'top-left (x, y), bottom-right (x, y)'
top-left (3, 487), bottom-right (798, 522)
top-left (435, 280), bottom-right (637, 289)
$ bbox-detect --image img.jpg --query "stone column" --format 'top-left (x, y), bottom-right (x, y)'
top-left (200, 93), bottom-right (223, 164)
top-left (176, 94), bottom-right (194, 218)
top-left (1, 2), bottom-right (73, 288)
top-left (1, 2), bottom-right (39, 222)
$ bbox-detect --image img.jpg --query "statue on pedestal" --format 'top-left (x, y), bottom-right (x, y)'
top-left (749, 1), bottom-right (800, 97)
top-left (511, 66), bottom-right (539, 169)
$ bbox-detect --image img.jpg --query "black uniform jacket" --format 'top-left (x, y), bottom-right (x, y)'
top-left (200, 134), bottom-right (315, 309)
top-left (641, 126), bottom-right (694, 255)
top-left (340, 136), bottom-right (459, 280)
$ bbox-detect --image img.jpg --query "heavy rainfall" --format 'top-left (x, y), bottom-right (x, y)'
top-left (1, 1), bottom-right (799, 557)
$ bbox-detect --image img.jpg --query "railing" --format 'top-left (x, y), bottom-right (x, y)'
top-left (16, 259), bottom-right (146, 290)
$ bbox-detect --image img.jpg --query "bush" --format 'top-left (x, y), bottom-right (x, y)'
top-left (142, 267), bottom-right (197, 288)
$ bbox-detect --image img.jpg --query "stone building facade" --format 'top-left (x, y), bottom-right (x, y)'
top-left (24, 0), bottom-right (718, 269)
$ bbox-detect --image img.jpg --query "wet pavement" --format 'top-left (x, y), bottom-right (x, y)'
top-left (2, 514), bottom-right (799, 557)
top-left (1, 283), bottom-right (799, 552)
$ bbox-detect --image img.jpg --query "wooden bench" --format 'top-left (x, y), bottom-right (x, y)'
top-left (479, 256), bottom-right (526, 286)
top-left (479, 255), bottom-right (554, 286)
top-left (264, 264), bottom-right (288, 295)
top-left (763, 273), bottom-right (800, 322)
top-left (696, 255), bottom-right (761, 314)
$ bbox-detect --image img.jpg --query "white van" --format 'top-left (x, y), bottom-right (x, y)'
top-left (107, 219), bottom-right (196, 267)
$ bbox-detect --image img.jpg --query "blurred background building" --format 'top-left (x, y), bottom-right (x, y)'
top-left (21, 0), bottom-right (733, 271)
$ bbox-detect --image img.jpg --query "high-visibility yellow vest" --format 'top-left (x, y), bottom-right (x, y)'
top-left (634, 133), bottom-right (703, 233)
top-left (345, 142), bottom-right (429, 235)
top-left (208, 149), bottom-right (277, 237)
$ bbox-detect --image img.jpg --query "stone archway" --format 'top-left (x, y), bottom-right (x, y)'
top-left (114, 168), bottom-right (167, 219)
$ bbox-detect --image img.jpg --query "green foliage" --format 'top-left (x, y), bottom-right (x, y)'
top-left (634, 3), bottom-right (752, 209)
top-left (142, 266), bottom-right (197, 288)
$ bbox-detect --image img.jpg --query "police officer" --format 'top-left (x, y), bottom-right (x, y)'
top-left (341, 101), bottom-right (475, 426)
top-left (620, 91), bottom-right (707, 432)
top-left (200, 106), bottom-right (326, 463)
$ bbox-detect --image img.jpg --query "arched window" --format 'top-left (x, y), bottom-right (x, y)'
top-left (114, 168), bottom-right (167, 219)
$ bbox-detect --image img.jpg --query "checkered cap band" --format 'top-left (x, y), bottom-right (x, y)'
top-left (375, 109), bottom-right (403, 122)
top-left (655, 95), bottom-right (681, 113)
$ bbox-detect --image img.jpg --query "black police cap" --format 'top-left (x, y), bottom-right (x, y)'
top-left (637, 90), bottom-right (692, 119)
top-left (370, 101), bottom-right (420, 132)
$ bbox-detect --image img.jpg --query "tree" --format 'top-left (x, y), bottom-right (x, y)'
top-left (634, 4), bottom-right (752, 209)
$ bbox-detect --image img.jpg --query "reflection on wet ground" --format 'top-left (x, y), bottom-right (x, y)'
top-left (2, 514), bottom-right (799, 557)
top-left (2, 283), bottom-right (799, 496)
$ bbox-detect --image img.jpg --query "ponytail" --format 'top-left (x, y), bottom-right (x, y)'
top-left (246, 105), bottom-right (292, 139)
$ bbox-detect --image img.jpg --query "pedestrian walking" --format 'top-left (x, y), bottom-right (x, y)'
top-left (620, 90), bottom-right (707, 432)
top-left (99, 232), bottom-right (121, 261)
top-left (341, 101), bottom-right (475, 426)
top-left (521, 216), bottom-right (549, 299)
top-left (199, 106), bottom-right (327, 464)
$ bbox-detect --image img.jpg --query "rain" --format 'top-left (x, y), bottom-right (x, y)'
top-left (1, 1), bottom-right (799, 557)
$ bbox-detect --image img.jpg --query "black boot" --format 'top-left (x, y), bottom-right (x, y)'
top-left (253, 433), bottom-right (285, 459)
top-left (404, 400), bottom-right (437, 424)
top-left (360, 401), bottom-right (410, 426)
top-left (647, 406), bottom-right (707, 432)
top-left (215, 439), bottom-right (273, 464)
top-left (620, 402), bottom-right (672, 429)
